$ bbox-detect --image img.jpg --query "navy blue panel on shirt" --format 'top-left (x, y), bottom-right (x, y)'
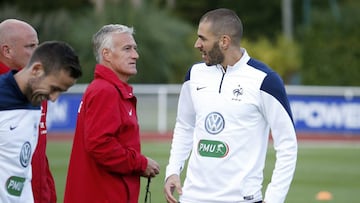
top-left (247, 58), bottom-right (294, 122)
top-left (0, 71), bottom-right (40, 111)
top-left (185, 61), bottom-right (204, 82)
top-left (184, 66), bottom-right (192, 82)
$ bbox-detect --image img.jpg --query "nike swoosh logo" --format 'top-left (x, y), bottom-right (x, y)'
top-left (10, 125), bottom-right (17, 130)
top-left (196, 86), bottom-right (207, 91)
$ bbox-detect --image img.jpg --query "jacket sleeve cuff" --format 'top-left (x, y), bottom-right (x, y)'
top-left (138, 155), bottom-right (148, 173)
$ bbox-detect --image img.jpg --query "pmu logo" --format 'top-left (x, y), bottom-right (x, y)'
top-left (19, 142), bottom-right (31, 167)
top-left (205, 112), bottom-right (225, 134)
top-left (6, 176), bottom-right (25, 196)
top-left (198, 139), bottom-right (229, 158)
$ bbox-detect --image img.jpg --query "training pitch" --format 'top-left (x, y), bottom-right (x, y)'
top-left (47, 135), bottom-right (360, 203)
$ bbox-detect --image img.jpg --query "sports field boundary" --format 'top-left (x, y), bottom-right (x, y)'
top-left (48, 131), bottom-right (360, 143)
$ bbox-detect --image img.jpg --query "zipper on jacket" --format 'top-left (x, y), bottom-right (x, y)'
top-left (218, 64), bottom-right (226, 93)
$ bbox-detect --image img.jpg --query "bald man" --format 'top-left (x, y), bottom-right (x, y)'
top-left (0, 19), bottom-right (38, 73)
top-left (0, 19), bottom-right (57, 203)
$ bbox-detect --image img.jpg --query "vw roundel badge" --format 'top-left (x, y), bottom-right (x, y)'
top-left (205, 112), bottom-right (225, 135)
top-left (19, 141), bottom-right (32, 168)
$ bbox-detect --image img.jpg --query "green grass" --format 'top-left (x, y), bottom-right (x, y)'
top-left (47, 140), bottom-right (360, 203)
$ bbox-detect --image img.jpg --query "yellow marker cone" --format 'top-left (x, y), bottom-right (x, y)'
top-left (316, 191), bottom-right (333, 201)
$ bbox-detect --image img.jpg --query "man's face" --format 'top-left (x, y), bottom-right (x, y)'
top-left (106, 32), bottom-right (139, 81)
top-left (25, 67), bottom-right (76, 106)
top-left (194, 21), bottom-right (224, 66)
top-left (9, 28), bottom-right (39, 69)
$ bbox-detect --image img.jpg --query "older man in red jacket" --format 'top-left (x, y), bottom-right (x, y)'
top-left (64, 24), bottom-right (160, 203)
top-left (0, 19), bottom-right (57, 203)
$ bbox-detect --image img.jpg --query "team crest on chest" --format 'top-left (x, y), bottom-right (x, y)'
top-left (205, 112), bottom-right (225, 134)
top-left (232, 85), bottom-right (244, 101)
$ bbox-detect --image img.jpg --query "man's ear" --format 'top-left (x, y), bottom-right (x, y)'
top-left (30, 62), bottom-right (44, 77)
top-left (102, 48), bottom-right (111, 62)
top-left (1, 45), bottom-right (11, 58)
top-left (220, 35), bottom-right (231, 50)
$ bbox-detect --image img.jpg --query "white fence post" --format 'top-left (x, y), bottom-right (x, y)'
top-left (158, 86), bottom-right (167, 134)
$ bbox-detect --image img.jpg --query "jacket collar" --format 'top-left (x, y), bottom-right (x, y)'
top-left (227, 48), bottom-right (250, 69)
top-left (94, 64), bottom-right (134, 99)
top-left (0, 61), bottom-right (11, 74)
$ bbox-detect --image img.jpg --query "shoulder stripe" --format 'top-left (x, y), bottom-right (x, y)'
top-left (184, 66), bottom-right (193, 82)
top-left (247, 58), bottom-right (293, 122)
top-left (247, 58), bottom-right (272, 74)
top-left (184, 61), bottom-right (204, 82)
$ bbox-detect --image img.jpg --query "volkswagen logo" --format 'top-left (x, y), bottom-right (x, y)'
top-left (205, 112), bottom-right (225, 134)
top-left (19, 142), bottom-right (32, 168)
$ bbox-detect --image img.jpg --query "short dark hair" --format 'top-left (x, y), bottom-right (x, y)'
top-left (28, 41), bottom-right (82, 79)
top-left (200, 8), bottom-right (243, 45)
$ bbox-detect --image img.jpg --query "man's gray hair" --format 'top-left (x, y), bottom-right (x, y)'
top-left (92, 24), bottom-right (134, 63)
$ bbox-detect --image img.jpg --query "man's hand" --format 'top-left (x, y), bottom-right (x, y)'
top-left (141, 157), bottom-right (160, 177)
top-left (164, 174), bottom-right (182, 203)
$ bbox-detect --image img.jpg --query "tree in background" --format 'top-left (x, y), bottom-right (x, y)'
top-left (1, 0), bottom-right (359, 85)
top-left (299, 0), bottom-right (360, 86)
top-left (0, 0), bottom-right (197, 83)
top-left (80, 1), bottom-right (197, 83)
top-left (242, 36), bottom-right (301, 84)
top-left (158, 0), bottom-right (303, 84)
top-left (2, 0), bottom-right (90, 12)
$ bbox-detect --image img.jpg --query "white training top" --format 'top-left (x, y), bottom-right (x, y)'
top-left (0, 71), bottom-right (40, 203)
top-left (166, 49), bottom-right (297, 203)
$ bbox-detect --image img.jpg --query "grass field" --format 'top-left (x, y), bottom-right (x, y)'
top-left (47, 139), bottom-right (360, 203)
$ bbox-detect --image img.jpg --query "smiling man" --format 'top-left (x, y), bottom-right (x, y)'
top-left (164, 8), bottom-right (297, 203)
top-left (0, 19), bottom-right (59, 203)
top-left (0, 41), bottom-right (82, 203)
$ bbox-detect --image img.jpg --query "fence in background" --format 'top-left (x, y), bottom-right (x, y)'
top-left (47, 84), bottom-right (360, 137)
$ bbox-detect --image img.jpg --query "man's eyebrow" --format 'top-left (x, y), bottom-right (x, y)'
top-left (24, 43), bottom-right (37, 48)
top-left (198, 35), bottom-right (206, 40)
